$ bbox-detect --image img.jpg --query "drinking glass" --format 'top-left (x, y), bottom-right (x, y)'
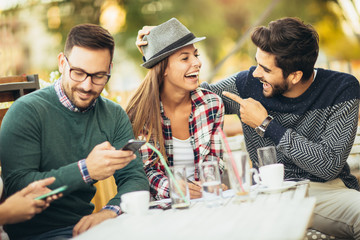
top-left (226, 151), bottom-right (257, 201)
top-left (257, 146), bottom-right (277, 167)
top-left (169, 165), bottom-right (190, 209)
top-left (199, 161), bottom-right (223, 207)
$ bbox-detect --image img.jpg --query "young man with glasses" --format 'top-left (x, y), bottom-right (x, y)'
top-left (0, 24), bottom-right (149, 239)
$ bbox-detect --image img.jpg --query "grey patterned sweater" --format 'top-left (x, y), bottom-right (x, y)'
top-left (201, 66), bottom-right (360, 190)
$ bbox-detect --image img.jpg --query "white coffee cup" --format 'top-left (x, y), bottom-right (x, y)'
top-left (255, 163), bottom-right (284, 188)
top-left (120, 190), bottom-right (150, 215)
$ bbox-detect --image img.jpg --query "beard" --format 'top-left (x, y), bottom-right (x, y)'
top-left (61, 79), bottom-right (99, 111)
top-left (70, 87), bottom-right (98, 111)
top-left (260, 78), bottom-right (289, 98)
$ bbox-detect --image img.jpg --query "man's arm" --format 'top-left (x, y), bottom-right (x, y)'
top-left (0, 100), bottom-right (87, 195)
top-left (200, 73), bottom-right (242, 115)
top-left (73, 109), bottom-right (149, 236)
top-left (105, 111), bottom-right (149, 206)
top-left (276, 99), bottom-right (359, 180)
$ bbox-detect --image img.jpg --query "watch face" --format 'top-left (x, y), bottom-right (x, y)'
top-left (255, 126), bottom-right (265, 137)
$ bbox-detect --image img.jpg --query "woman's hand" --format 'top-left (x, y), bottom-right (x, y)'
top-left (188, 181), bottom-right (202, 199)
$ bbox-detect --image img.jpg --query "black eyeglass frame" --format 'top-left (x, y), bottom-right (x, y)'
top-left (64, 56), bottom-right (111, 86)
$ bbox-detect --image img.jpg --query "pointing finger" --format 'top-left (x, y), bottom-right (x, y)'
top-left (222, 91), bottom-right (245, 105)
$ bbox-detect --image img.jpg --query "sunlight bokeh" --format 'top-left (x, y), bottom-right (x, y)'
top-left (0, 0), bottom-right (359, 108)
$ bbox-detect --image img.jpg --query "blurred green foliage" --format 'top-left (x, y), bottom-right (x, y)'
top-left (1, 0), bottom-right (359, 80)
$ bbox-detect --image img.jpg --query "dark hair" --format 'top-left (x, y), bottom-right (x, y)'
top-left (251, 17), bottom-right (319, 82)
top-left (64, 24), bottom-right (114, 62)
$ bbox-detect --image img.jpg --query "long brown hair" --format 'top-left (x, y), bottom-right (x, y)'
top-left (126, 58), bottom-right (169, 162)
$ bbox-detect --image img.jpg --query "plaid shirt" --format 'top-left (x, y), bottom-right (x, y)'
top-left (54, 79), bottom-right (121, 215)
top-left (55, 78), bottom-right (96, 113)
top-left (140, 88), bottom-right (225, 200)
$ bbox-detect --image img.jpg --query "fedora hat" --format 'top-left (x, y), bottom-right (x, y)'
top-left (141, 18), bottom-right (206, 69)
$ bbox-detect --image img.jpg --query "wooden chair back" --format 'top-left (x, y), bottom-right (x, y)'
top-left (0, 74), bottom-right (40, 126)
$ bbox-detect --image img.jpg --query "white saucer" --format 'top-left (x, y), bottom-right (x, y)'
top-left (256, 181), bottom-right (297, 193)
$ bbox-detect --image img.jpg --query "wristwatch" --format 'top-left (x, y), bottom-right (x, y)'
top-left (255, 115), bottom-right (274, 137)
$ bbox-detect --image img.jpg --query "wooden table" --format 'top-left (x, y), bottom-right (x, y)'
top-left (73, 182), bottom-right (315, 240)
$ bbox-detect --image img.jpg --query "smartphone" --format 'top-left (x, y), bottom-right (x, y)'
top-left (121, 139), bottom-right (146, 152)
top-left (34, 185), bottom-right (68, 200)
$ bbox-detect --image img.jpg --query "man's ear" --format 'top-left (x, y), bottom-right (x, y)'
top-left (57, 53), bottom-right (65, 74)
top-left (290, 71), bottom-right (303, 85)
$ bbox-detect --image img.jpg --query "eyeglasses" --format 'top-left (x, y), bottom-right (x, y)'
top-left (64, 56), bottom-right (111, 86)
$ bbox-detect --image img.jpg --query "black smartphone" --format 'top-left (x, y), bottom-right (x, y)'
top-left (121, 139), bottom-right (146, 152)
top-left (34, 185), bottom-right (68, 200)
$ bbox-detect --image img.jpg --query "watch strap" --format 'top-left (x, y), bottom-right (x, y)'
top-left (260, 115), bottom-right (273, 129)
top-left (255, 115), bottom-right (273, 137)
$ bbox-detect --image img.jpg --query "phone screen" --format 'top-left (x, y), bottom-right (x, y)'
top-left (34, 185), bottom-right (68, 200)
top-left (121, 140), bottom-right (146, 152)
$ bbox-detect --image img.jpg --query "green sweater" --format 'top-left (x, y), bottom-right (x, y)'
top-left (0, 86), bottom-right (149, 238)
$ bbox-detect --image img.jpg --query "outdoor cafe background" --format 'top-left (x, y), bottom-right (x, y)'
top-left (1, 0), bottom-right (360, 211)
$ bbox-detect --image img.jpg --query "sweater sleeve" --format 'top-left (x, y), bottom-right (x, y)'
top-left (106, 109), bottom-right (149, 206)
top-left (0, 100), bottom-right (88, 196)
top-left (200, 74), bottom-right (240, 115)
top-left (275, 90), bottom-right (360, 181)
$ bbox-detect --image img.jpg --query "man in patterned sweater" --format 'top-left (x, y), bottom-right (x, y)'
top-left (201, 17), bottom-right (360, 239)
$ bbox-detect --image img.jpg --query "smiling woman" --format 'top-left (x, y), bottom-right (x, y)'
top-left (126, 18), bottom-right (226, 201)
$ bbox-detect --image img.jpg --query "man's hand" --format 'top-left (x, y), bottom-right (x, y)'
top-left (222, 91), bottom-right (268, 128)
top-left (135, 26), bottom-right (155, 55)
top-left (72, 210), bottom-right (117, 237)
top-left (86, 141), bottom-right (136, 181)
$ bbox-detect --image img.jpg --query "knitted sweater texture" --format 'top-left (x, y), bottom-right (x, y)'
top-left (202, 66), bottom-right (360, 190)
top-left (0, 86), bottom-right (149, 238)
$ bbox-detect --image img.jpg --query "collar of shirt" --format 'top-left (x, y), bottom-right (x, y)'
top-left (159, 88), bottom-right (216, 169)
top-left (54, 77), bottom-right (96, 113)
